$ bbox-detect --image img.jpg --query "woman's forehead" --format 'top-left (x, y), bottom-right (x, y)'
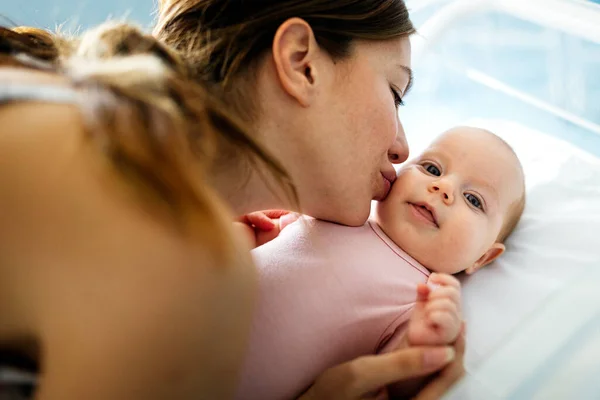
top-left (353, 36), bottom-right (411, 65)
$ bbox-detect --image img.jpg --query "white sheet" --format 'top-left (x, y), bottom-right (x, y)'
top-left (404, 119), bottom-right (600, 370)
top-left (444, 266), bottom-right (600, 399)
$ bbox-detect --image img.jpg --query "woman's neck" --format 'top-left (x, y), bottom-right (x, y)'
top-left (208, 88), bottom-right (298, 217)
top-left (208, 156), bottom-right (293, 217)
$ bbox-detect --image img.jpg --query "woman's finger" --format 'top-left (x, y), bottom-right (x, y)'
top-left (412, 325), bottom-right (467, 400)
top-left (345, 346), bottom-right (456, 396)
top-left (412, 362), bottom-right (465, 400)
top-left (301, 346), bottom-right (456, 400)
top-left (454, 323), bottom-right (466, 357)
top-left (411, 357), bottom-right (465, 400)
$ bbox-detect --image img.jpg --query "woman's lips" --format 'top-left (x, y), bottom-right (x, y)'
top-left (375, 173), bottom-right (395, 201)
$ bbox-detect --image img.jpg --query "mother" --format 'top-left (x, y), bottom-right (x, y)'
top-left (154, 0), bottom-right (464, 398)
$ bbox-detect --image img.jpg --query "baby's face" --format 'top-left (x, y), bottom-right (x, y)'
top-left (375, 127), bottom-right (524, 274)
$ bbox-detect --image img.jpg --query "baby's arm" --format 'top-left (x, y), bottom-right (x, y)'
top-left (387, 273), bottom-right (462, 398)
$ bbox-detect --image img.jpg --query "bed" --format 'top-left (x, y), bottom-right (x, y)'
top-left (403, 0), bottom-right (600, 397)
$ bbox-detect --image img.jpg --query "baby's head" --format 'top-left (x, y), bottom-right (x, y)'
top-left (375, 126), bottom-right (525, 274)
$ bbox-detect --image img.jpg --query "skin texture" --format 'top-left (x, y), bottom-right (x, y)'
top-left (375, 127), bottom-right (525, 275)
top-left (213, 19), bottom-right (412, 226)
top-left (299, 330), bottom-right (465, 400)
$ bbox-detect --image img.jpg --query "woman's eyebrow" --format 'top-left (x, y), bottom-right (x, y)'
top-left (398, 65), bottom-right (413, 95)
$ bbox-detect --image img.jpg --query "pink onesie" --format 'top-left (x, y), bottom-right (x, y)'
top-left (235, 218), bottom-right (430, 400)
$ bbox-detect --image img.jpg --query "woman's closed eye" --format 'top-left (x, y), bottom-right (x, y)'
top-left (464, 193), bottom-right (484, 210)
top-left (390, 86), bottom-right (404, 108)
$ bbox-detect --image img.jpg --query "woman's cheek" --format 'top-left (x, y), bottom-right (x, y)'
top-left (385, 106), bottom-right (400, 147)
top-left (367, 86), bottom-right (395, 136)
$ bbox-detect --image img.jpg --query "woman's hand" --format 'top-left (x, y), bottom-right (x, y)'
top-left (299, 327), bottom-right (466, 400)
top-left (235, 210), bottom-right (300, 248)
top-left (411, 325), bottom-right (465, 400)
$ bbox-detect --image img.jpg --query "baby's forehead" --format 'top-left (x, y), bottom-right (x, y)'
top-left (428, 126), bottom-right (500, 148)
top-left (422, 127), bottom-right (514, 163)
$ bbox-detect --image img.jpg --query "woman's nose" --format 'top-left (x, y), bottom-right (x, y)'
top-left (428, 179), bottom-right (455, 205)
top-left (388, 122), bottom-right (409, 164)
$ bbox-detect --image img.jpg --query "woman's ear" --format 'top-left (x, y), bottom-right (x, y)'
top-left (465, 243), bottom-right (505, 275)
top-left (271, 18), bottom-right (320, 107)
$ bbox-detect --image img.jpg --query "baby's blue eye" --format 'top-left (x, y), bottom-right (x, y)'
top-left (424, 163), bottom-right (441, 176)
top-left (465, 193), bottom-right (482, 209)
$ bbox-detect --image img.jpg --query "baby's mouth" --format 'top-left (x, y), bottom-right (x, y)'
top-left (409, 203), bottom-right (439, 228)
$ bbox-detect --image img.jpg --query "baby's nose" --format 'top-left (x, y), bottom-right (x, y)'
top-left (429, 181), bottom-right (454, 204)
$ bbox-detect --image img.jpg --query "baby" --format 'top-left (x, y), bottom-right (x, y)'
top-left (235, 126), bottom-right (526, 400)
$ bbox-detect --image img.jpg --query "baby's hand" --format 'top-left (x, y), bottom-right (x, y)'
top-left (407, 273), bottom-right (462, 346)
top-left (235, 210), bottom-right (300, 249)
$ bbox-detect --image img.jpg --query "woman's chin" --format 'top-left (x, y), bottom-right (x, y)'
top-left (313, 205), bottom-right (370, 227)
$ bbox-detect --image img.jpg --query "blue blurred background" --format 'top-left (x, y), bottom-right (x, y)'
top-left (3, 0), bottom-right (600, 155)
top-left (1, 0), bottom-right (153, 30)
top-left (404, 0), bottom-right (600, 156)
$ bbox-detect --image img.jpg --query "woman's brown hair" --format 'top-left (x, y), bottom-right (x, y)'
top-left (154, 0), bottom-right (415, 120)
top-left (0, 23), bottom-right (295, 254)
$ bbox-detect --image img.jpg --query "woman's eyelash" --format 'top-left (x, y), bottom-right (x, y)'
top-left (391, 87), bottom-right (404, 108)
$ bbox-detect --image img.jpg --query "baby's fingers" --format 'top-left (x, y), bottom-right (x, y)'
top-left (428, 287), bottom-right (461, 309)
top-left (428, 273), bottom-right (461, 289)
top-left (239, 212), bottom-right (276, 231)
top-left (425, 298), bottom-right (460, 320)
top-left (416, 284), bottom-right (431, 303)
top-left (429, 311), bottom-right (461, 338)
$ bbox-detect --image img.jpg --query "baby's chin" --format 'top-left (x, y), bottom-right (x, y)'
top-left (408, 246), bottom-right (468, 274)
top-left (425, 263), bottom-right (467, 275)
top-left (374, 204), bottom-right (471, 274)
top-left (387, 231), bottom-right (468, 274)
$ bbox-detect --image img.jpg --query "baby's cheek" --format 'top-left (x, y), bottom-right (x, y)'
top-left (435, 229), bottom-right (479, 274)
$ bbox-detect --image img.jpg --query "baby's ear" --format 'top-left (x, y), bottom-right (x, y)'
top-left (465, 243), bottom-right (505, 275)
